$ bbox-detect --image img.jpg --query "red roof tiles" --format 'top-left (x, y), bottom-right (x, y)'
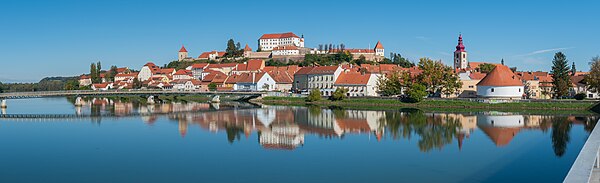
top-left (259, 32), bottom-right (299, 39)
top-left (477, 65), bottom-right (523, 86)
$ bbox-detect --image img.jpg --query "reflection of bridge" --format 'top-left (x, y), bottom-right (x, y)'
top-left (0, 90), bottom-right (265, 99)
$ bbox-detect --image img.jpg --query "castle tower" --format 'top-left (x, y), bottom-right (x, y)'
top-left (243, 44), bottom-right (252, 58)
top-left (454, 34), bottom-right (468, 69)
top-left (299, 34), bottom-right (305, 48)
top-left (178, 45), bottom-right (188, 61)
top-left (374, 41), bottom-right (384, 57)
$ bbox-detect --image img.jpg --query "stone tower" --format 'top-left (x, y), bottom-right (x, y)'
top-left (178, 45), bottom-right (188, 61)
top-left (374, 41), bottom-right (384, 57)
top-left (454, 34), bottom-right (468, 70)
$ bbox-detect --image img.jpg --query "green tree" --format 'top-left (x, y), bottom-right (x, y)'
top-left (416, 58), bottom-right (459, 96)
top-left (550, 52), bottom-right (571, 98)
top-left (64, 79), bottom-right (80, 90)
top-left (0, 82), bottom-right (4, 93)
top-left (132, 77), bottom-right (142, 89)
top-left (108, 66), bottom-right (118, 82)
top-left (586, 56), bottom-right (600, 93)
top-left (226, 39), bottom-right (238, 57)
top-left (477, 63), bottom-right (496, 73)
top-left (552, 118), bottom-right (572, 157)
top-left (391, 53), bottom-right (414, 68)
top-left (571, 62), bottom-right (576, 76)
top-left (208, 83), bottom-right (217, 91)
top-left (330, 88), bottom-right (348, 101)
top-left (377, 72), bottom-right (408, 96)
top-left (90, 63), bottom-right (99, 84)
top-left (307, 89), bottom-right (322, 102)
top-left (441, 72), bottom-right (462, 98)
top-left (405, 83), bottom-right (427, 103)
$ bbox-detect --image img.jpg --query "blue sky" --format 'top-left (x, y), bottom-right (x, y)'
top-left (1, 0), bottom-right (599, 82)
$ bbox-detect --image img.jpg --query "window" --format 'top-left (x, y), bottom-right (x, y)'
top-left (518, 88), bottom-right (521, 92)
top-left (491, 88), bottom-right (495, 92)
top-left (468, 85), bottom-right (474, 88)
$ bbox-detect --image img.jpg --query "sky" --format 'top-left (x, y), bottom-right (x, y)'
top-left (0, 0), bottom-right (599, 82)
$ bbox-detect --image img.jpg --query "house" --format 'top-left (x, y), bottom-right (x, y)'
top-left (190, 63), bottom-right (210, 80)
top-left (198, 51), bottom-right (226, 60)
top-left (258, 32), bottom-right (304, 51)
top-left (334, 71), bottom-right (380, 97)
top-left (138, 62), bottom-right (161, 81)
top-left (171, 79), bottom-right (202, 91)
top-left (570, 75), bottom-right (600, 99)
top-left (114, 73), bottom-right (138, 83)
top-left (268, 69), bottom-right (294, 92)
top-left (205, 63), bottom-right (238, 75)
top-left (309, 41), bottom-right (385, 62)
top-left (173, 70), bottom-right (192, 80)
top-left (236, 72), bottom-right (276, 91)
top-left (79, 75), bottom-right (92, 86)
top-left (232, 59), bottom-right (265, 74)
top-left (293, 67), bottom-right (315, 92)
top-left (272, 45), bottom-right (300, 56)
top-left (92, 83), bottom-right (113, 91)
top-left (306, 66), bottom-right (343, 96)
top-left (451, 71), bottom-right (486, 98)
top-left (476, 65), bottom-right (524, 99)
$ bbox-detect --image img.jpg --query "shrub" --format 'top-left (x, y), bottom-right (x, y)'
top-left (405, 83), bottom-right (427, 103)
top-left (208, 83), bottom-right (217, 91)
top-left (330, 88), bottom-right (348, 101)
top-left (307, 89), bottom-right (322, 102)
top-left (574, 93), bottom-right (586, 100)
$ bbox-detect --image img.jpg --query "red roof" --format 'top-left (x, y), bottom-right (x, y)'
top-left (307, 66), bottom-right (339, 75)
top-left (259, 32), bottom-right (299, 39)
top-left (206, 63), bottom-right (238, 69)
top-left (174, 70), bottom-right (188, 75)
top-left (237, 72), bottom-right (268, 83)
top-left (244, 44), bottom-right (252, 51)
top-left (144, 62), bottom-right (157, 67)
top-left (477, 65), bottom-right (523, 86)
top-left (374, 41), bottom-right (384, 49)
top-left (179, 45), bottom-right (188, 52)
top-left (294, 67), bottom-right (315, 76)
top-left (335, 72), bottom-right (373, 85)
top-left (191, 63), bottom-right (209, 69)
top-left (480, 127), bottom-right (521, 147)
top-left (115, 73), bottom-right (138, 77)
top-left (268, 70), bottom-right (293, 84)
top-left (198, 51), bottom-right (226, 59)
top-left (469, 72), bottom-right (487, 80)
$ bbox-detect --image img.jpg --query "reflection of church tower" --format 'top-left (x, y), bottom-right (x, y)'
top-left (454, 34), bottom-right (468, 70)
top-left (179, 121), bottom-right (188, 137)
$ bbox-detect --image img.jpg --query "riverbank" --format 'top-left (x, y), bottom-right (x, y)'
top-left (256, 96), bottom-right (599, 114)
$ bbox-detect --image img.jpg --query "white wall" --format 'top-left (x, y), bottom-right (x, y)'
top-left (477, 85), bottom-right (523, 98)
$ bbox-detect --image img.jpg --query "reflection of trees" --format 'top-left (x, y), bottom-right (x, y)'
top-left (381, 109), bottom-right (461, 152)
top-left (225, 125), bottom-right (244, 144)
top-left (583, 116), bottom-right (599, 133)
top-left (551, 117), bottom-right (571, 157)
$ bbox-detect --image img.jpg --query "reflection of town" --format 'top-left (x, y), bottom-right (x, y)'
top-left (75, 98), bottom-right (598, 154)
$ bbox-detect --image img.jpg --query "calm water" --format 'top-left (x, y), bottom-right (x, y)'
top-left (0, 97), bottom-right (597, 183)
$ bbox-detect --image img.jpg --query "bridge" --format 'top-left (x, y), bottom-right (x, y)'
top-left (0, 90), bottom-right (266, 108)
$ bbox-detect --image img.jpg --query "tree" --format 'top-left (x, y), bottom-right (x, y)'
top-left (64, 79), bottom-right (80, 90)
top-left (441, 72), bottom-right (462, 98)
top-left (132, 77), bottom-right (142, 89)
top-left (377, 72), bottom-right (409, 96)
top-left (307, 89), bottom-right (322, 102)
top-left (330, 88), bottom-right (348, 101)
top-left (97, 61), bottom-right (102, 73)
top-left (478, 63), bottom-right (496, 73)
top-left (405, 83), bottom-right (427, 103)
top-left (550, 52), bottom-right (571, 98)
top-left (208, 83), bottom-right (217, 91)
top-left (391, 53), bottom-right (414, 68)
top-left (0, 82), bottom-right (4, 93)
top-left (551, 118), bottom-right (572, 157)
top-left (416, 58), bottom-right (459, 96)
top-left (226, 39), bottom-right (237, 57)
top-left (571, 62), bottom-right (577, 76)
top-left (90, 63), bottom-right (99, 84)
top-left (586, 56), bottom-right (600, 93)
top-left (108, 66), bottom-right (118, 82)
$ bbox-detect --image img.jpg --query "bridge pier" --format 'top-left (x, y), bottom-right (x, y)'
top-left (1, 108), bottom-right (6, 115)
top-left (1, 99), bottom-right (6, 108)
top-left (147, 96), bottom-right (155, 104)
top-left (210, 95), bottom-right (220, 103)
top-left (74, 97), bottom-right (83, 106)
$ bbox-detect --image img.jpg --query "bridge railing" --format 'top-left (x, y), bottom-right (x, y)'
top-left (564, 119), bottom-right (600, 183)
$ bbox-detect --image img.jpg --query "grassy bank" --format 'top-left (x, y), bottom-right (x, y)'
top-left (258, 96), bottom-right (598, 114)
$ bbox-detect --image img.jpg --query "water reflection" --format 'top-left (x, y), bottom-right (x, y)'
top-left (64, 98), bottom-right (600, 155)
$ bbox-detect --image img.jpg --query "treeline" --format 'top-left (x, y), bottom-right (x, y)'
top-left (0, 76), bottom-right (80, 93)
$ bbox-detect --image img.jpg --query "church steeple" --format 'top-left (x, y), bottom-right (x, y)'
top-left (454, 34), bottom-right (468, 70)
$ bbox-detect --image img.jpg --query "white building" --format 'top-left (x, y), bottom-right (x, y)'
top-left (477, 65), bottom-right (524, 99)
top-left (258, 32), bottom-right (304, 51)
top-left (334, 71), bottom-right (380, 97)
top-left (271, 45), bottom-right (300, 56)
top-left (306, 66), bottom-right (343, 96)
top-left (138, 62), bottom-right (160, 81)
top-left (235, 72), bottom-right (276, 91)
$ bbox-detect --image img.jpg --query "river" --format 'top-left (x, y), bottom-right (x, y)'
top-left (0, 97), bottom-right (596, 183)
